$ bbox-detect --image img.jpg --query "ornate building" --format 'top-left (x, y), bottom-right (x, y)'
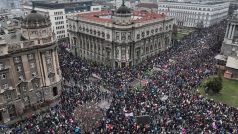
top-left (68, 2), bottom-right (173, 68)
top-left (216, 10), bottom-right (238, 79)
top-left (158, 1), bottom-right (229, 27)
top-left (0, 9), bottom-right (62, 123)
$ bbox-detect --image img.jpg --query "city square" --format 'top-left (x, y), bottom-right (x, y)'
top-left (0, 0), bottom-right (238, 133)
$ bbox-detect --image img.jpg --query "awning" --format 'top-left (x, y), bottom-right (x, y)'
top-left (215, 54), bottom-right (227, 61)
top-left (226, 56), bottom-right (238, 70)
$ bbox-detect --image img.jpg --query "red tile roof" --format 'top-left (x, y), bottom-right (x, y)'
top-left (76, 10), bottom-right (165, 23)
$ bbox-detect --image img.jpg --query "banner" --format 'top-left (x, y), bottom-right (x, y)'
top-left (92, 73), bottom-right (102, 80)
top-left (125, 112), bottom-right (133, 117)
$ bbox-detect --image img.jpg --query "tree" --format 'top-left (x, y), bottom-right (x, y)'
top-left (196, 21), bottom-right (204, 38)
top-left (75, 103), bottom-right (103, 133)
top-left (172, 24), bottom-right (178, 44)
top-left (204, 75), bottom-right (223, 94)
top-left (197, 21), bottom-right (204, 29)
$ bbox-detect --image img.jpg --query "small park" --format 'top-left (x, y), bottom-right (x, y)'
top-left (198, 74), bottom-right (238, 108)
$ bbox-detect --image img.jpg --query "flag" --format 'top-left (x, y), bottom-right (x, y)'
top-left (141, 79), bottom-right (148, 86)
top-left (181, 128), bottom-right (186, 134)
top-left (125, 112), bottom-right (133, 117)
top-left (106, 124), bottom-right (113, 129)
top-left (212, 122), bottom-right (217, 129)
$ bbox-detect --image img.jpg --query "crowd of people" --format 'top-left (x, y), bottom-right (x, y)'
top-left (2, 20), bottom-right (238, 133)
top-left (88, 22), bottom-right (237, 133)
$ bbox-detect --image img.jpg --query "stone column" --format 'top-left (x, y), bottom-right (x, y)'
top-left (1, 108), bottom-right (10, 123)
top-left (225, 23), bottom-right (230, 38)
top-left (52, 50), bottom-right (58, 82)
top-left (228, 25), bottom-right (233, 39)
top-left (231, 25), bottom-right (236, 40)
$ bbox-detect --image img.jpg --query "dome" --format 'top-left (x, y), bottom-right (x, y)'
top-left (21, 10), bottom-right (51, 29)
top-left (116, 4), bottom-right (131, 14)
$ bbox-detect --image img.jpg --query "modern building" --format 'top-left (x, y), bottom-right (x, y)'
top-left (0, 9), bottom-right (62, 123)
top-left (68, 2), bottom-right (173, 68)
top-left (228, 0), bottom-right (238, 16)
top-left (216, 9), bottom-right (238, 79)
top-left (0, 0), bottom-right (21, 10)
top-left (23, 1), bottom-right (99, 41)
top-left (158, 1), bottom-right (229, 27)
top-left (135, 3), bottom-right (158, 12)
top-left (113, 0), bottom-right (132, 9)
top-left (140, 0), bottom-right (157, 3)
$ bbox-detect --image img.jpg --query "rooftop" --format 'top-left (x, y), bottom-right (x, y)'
top-left (159, 1), bottom-right (228, 5)
top-left (25, 1), bottom-right (93, 10)
top-left (75, 10), bottom-right (166, 23)
top-left (226, 56), bottom-right (238, 70)
top-left (136, 3), bottom-right (158, 9)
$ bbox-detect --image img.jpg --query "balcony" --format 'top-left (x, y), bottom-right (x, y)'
top-left (0, 65), bottom-right (10, 72)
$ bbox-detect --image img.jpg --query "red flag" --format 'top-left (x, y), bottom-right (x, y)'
top-left (106, 124), bottom-right (113, 129)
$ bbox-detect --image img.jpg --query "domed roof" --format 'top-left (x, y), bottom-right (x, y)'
top-left (22, 10), bottom-right (51, 29)
top-left (24, 10), bottom-right (46, 23)
top-left (116, 4), bottom-right (131, 14)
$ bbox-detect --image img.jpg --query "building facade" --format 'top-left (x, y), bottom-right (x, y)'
top-left (228, 0), bottom-right (238, 16)
top-left (23, 1), bottom-right (99, 41)
top-left (0, 0), bottom-right (21, 10)
top-left (68, 3), bottom-right (173, 68)
top-left (135, 3), bottom-right (158, 12)
top-left (216, 10), bottom-right (238, 79)
top-left (158, 1), bottom-right (229, 27)
top-left (0, 10), bottom-right (62, 123)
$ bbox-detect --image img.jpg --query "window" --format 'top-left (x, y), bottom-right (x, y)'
top-left (31, 31), bottom-right (37, 35)
top-left (1, 74), bottom-right (6, 79)
top-left (46, 51), bottom-right (51, 56)
top-left (53, 87), bottom-right (58, 96)
top-left (137, 34), bottom-right (140, 39)
top-left (155, 28), bottom-right (158, 33)
top-left (5, 92), bottom-right (11, 100)
top-left (146, 31), bottom-right (149, 36)
top-left (107, 34), bottom-right (110, 39)
top-left (141, 32), bottom-right (145, 38)
top-left (0, 63), bottom-right (4, 70)
top-left (46, 58), bottom-right (52, 64)
top-left (16, 66), bottom-right (22, 72)
top-left (34, 82), bottom-right (39, 89)
top-left (3, 83), bottom-right (8, 89)
top-left (50, 77), bottom-right (55, 83)
top-left (116, 32), bottom-right (120, 40)
top-left (22, 85), bottom-right (27, 92)
top-left (36, 91), bottom-right (41, 97)
top-left (128, 32), bottom-right (131, 40)
top-left (14, 57), bottom-right (20, 63)
top-left (30, 63), bottom-right (35, 68)
top-left (121, 33), bottom-right (126, 40)
top-left (48, 67), bottom-right (52, 72)
top-left (23, 96), bottom-right (29, 102)
top-left (28, 54), bottom-right (34, 60)
top-left (19, 76), bottom-right (24, 81)
top-left (32, 72), bottom-right (36, 77)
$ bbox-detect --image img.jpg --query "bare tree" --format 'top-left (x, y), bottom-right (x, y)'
top-left (74, 102), bottom-right (103, 133)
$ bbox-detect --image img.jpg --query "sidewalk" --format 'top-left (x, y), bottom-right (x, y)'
top-left (5, 99), bottom-right (60, 125)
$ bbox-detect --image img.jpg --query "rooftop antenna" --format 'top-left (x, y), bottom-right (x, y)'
top-left (31, 1), bottom-right (36, 13)
top-left (122, 0), bottom-right (125, 6)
